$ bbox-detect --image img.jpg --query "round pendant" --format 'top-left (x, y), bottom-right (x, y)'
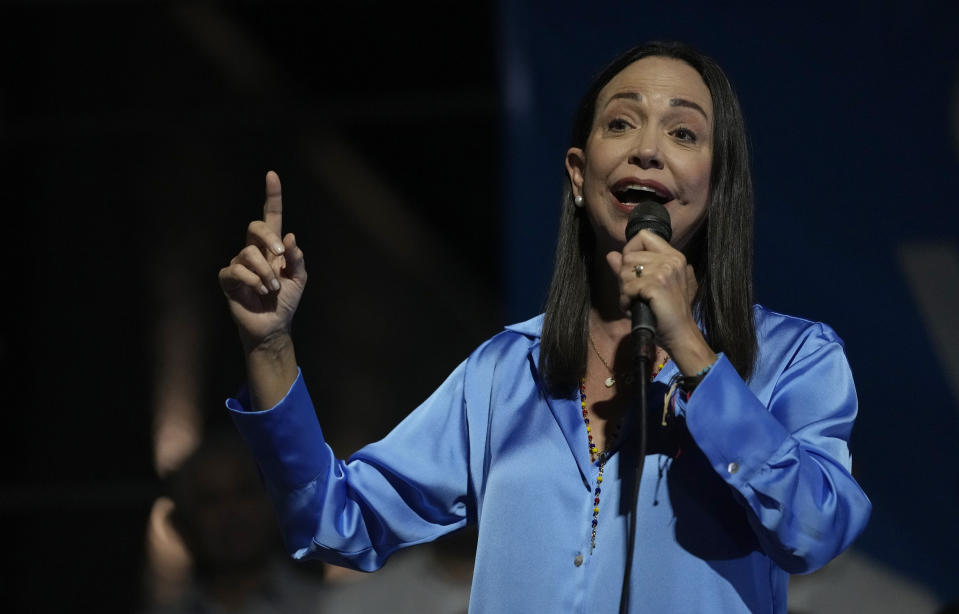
top-left (604, 376), bottom-right (615, 388)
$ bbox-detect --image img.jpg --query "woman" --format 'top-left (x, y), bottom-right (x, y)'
top-left (219, 41), bottom-right (871, 613)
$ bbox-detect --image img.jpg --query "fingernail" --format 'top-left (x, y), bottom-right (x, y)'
top-left (270, 278), bottom-right (280, 291)
top-left (258, 284), bottom-right (269, 295)
top-left (273, 244), bottom-right (285, 255)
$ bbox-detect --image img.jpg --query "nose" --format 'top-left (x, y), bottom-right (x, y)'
top-left (628, 128), bottom-right (664, 170)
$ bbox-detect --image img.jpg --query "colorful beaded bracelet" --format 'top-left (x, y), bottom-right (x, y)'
top-left (678, 359), bottom-right (716, 393)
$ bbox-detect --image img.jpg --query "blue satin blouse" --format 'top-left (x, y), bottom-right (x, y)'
top-left (228, 305), bottom-right (871, 613)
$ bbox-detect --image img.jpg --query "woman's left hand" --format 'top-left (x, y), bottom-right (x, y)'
top-left (606, 229), bottom-right (712, 370)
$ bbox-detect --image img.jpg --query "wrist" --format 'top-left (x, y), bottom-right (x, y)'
top-left (244, 332), bottom-right (298, 411)
top-left (242, 330), bottom-right (294, 358)
top-left (678, 360), bottom-right (716, 394)
top-left (665, 322), bottom-right (716, 377)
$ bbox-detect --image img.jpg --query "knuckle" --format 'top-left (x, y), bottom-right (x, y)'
top-left (241, 244), bottom-right (262, 260)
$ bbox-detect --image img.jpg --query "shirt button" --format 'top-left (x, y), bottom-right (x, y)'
top-left (573, 554), bottom-right (584, 567)
top-left (727, 462), bottom-right (739, 475)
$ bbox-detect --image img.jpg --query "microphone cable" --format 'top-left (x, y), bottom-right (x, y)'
top-left (619, 338), bottom-right (650, 614)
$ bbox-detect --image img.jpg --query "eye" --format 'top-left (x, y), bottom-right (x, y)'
top-left (607, 118), bottom-right (632, 132)
top-left (671, 127), bottom-right (698, 143)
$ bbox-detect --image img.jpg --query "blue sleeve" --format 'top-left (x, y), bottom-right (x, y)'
top-left (675, 335), bottom-right (872, 574)
top-left (227, 364), bottom-right (472, 572)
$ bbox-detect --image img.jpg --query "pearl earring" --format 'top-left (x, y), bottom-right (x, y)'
top-left (574, 195), bottom-right (584, 207)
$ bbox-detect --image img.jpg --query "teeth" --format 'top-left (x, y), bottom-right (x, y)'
top-left (617, 184), bottom-right (668, 202)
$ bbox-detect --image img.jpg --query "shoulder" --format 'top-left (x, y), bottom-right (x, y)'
top-left (462, 314), bottom-right (542, 380)
top-left (503, 313), bottom-right (544, 341)
top-left (751, 304), bottom-right (848, 376)
top-left (753, 304), bottom-right (844, 349)
top-left (470, 314), bottom-right (542, 359)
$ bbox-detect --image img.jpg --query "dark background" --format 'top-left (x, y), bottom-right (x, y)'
top-left (2, 1), bottom-right (958, 612)
top-left (2, 2), bottom-right (502, 611)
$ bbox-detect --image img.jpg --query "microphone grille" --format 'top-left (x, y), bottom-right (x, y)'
top-left (625, 200), bottom-right (672, 242)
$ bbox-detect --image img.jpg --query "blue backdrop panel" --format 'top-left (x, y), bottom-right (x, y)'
top-left (499, 0), bottom-right (959, 600)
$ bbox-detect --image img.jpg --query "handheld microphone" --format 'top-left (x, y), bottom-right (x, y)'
top-left (624, 200), bottom-right (672, 350)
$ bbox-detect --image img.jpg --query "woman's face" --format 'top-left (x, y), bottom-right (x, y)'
top-left (566, 56), bottom-right (713, 253)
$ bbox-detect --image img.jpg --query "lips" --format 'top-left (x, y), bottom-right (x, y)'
top-left (610, 178), bottom-right (674, 209)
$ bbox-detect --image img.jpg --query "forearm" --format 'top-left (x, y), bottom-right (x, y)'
top-left (680, 352), bottom-right (871, 572)
top-left (244, 332), bottom-right (298, 411)
top-left (228, 359), bottom-right (474, 571)
top-left (666, 321), bottom-right (717, 377)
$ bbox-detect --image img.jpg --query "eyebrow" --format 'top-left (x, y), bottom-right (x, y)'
top-left (605, 91), bottom-right (710, 121)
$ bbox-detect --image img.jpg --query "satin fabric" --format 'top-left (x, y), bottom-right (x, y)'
top-left (228, 305), bottom-right (871, 613)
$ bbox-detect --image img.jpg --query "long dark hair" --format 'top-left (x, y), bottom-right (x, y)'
top-left (540, 41), bottom-right (757, 397)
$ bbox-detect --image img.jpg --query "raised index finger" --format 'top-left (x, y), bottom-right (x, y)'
top-left (263, 170), bottom-right (283, 237)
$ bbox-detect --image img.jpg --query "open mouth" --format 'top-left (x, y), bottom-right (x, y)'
top-left (612, 183), bottom-right (672, 206)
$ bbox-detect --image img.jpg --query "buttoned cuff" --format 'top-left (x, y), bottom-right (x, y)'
top-left (676, 354), bottom-right (791, 488)
top-left (226, 368), bottom-right (330, 489)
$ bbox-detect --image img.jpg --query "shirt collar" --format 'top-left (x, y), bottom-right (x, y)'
top-left (503, 313), bottom-right (544, 338)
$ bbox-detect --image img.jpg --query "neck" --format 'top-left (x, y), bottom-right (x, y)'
top-left (588, 254), bottom-right (631, 340)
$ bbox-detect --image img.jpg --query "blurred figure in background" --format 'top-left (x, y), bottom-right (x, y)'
top-left (787, 548), bottom-right (943, 613)
top-left (319, 528), bottom-right (474, 614)
top-left (141, 427), bottom-right (326, 614)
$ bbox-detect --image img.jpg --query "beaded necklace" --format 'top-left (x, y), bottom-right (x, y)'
top-left (580, 378), bottom-right (614, 553)
top-left (651, 354), bottom-right (670, 379)
top-left (580, 357), bottom-right (670, 554)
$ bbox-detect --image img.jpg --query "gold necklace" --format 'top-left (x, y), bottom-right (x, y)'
top-left (587, 332), bottom-right (619, 388)
top-left (587, 331), bottom-right (669, 387)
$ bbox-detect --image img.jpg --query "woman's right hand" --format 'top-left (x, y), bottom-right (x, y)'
top-left (218, 171), bottom-right (307, 354)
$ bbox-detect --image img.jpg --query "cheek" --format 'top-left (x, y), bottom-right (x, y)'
top-left (687, 158), bottom-right (712, 201)
top-left (672, 158), bottom-right (711, 240)
top-left (583, 139), bottom-right (623, 183)
top-left (585, 156), bottom-right (610, 186)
